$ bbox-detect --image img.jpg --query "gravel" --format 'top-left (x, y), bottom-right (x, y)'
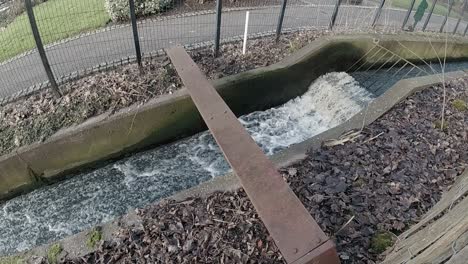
top-left (61, 78), bottom-right (468, 264)
top-left (0, 30), bottom-right (321, 157)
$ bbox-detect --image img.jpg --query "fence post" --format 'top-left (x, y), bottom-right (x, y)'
top-left (214, 0), bottom-right (222, 57)
top-left (401, 0), bottom-right (416, 30)
top-left (129, 0), bottom-right (142, 69)
top-left (453, 0), bottom-right (467, 34)
top-left (329, 0), bottom-right (341, 30)
top-left (464, 23), bottom-right (468, 35)
top-left (440, 0), bottom-right (454, 33)
top-left (422, 0), bottom-right (437, 32)
top-left (276, 0), bottom-right (288, 42)
top-left (25, 0), bottom-right (61, 97)
top-left (372, 0), bottom-right (386, 28)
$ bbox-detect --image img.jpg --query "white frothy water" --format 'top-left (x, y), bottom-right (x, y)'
top-left (241, 72), bottom-right (372, 155)
top-left (0, 72), bottom-right (372, 255)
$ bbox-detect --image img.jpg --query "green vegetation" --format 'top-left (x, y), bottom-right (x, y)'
top-left (370, 231), bottom-right (394, 254)
top-left (86, 228), bottom-right (103, 249)
top-left (0, 256), bottom-right (23, 264)
top-left (390, 0), bottom-right (451, 17)
top-left (390, 0), bottom-right (461, 17)
top-left (288, 39), bottom-right (302, 53)
top-left (105, 0), bottom-right (173, 22)
top-left (452, 99), bottom-right (467, 111)
top-left (0, 0), bottom-right (110, 62)
top-left (47, 243), bottom-right (63, 264)
top-left (434, 119), bottom-right (449, 130)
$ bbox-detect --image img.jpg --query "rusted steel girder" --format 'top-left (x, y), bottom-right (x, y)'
top-left (167, 46), bottom-right (340, 264)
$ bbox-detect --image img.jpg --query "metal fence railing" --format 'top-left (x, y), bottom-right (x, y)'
top-left (0, 0), bottom-right (467, 102)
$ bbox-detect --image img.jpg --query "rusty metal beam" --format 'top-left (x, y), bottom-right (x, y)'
top-left (166, 46), bottom-right (340, 264)
top-left (292, 241), bottom-right (340, 264)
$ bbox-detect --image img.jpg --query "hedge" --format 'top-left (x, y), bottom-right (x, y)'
top-left (105, 0), bottom-right (173, 21)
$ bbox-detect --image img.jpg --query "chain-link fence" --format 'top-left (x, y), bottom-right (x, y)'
top-left (0, 0), bottom-right (467, 101)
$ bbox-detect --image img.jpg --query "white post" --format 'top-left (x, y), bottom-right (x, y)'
top-left (243, 11), bottom-right (250, 55)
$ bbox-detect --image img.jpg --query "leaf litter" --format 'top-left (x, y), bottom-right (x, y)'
top-left (61, 190), bottom-right (284, 264)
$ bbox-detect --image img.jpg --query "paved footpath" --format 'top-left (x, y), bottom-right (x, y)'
top-left (0, 4), bottom-right (465, 99)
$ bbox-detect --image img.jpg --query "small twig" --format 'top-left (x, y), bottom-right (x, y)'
top-left (423, 35), bottom-right (444, 78)
top-left (222, 208), bottom-right (245, 214)
top-left (397, 41), bottom-right (435, 74)
top-left (126, 106), bottom-right (139, 138)
top-left (169, 199), bottom-right (195, 207)
top-left (115, 89), bottom-right (145, 98)
top-left (213, 218), bottom-right (231, 225)
top-left (440, 19), bottom-right (449, 130)
top-left (363, 132), bottom-right (384, 144)
top-left (448, 184), bottom-right (466, 211)
top-left (333, 215), bottom-right (355, 237)
top-left (360, 104), bottom-right (369, 132)
top-left (324, 130), bottom-right (362, 147)
top-left (386, 231), bottom-right (402, 256)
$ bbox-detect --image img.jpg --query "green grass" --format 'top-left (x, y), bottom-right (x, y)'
top-left (86, 228), bottom-right (103, 249)
top-left (0, 0), bottom-right (110, 62)
top-left (389, 0), bottom-right (464, 18)
top-left (47, 243), bottom-right (63, 264)
top-left (370, 232), bottom-right (394, 254)
top-left (0, 256), bottom-right (23, 264)
top-left (390, 0), bottom-right (449, 16)
top-left (452, 98), bottom-right (467, 111)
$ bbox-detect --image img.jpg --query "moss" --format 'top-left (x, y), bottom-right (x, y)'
top-left (47, 243), bottom-right (63, 264)
top-left (0, 256), bottom-right (23, 264)
top-left (288, 39), bottom-right (302, 53)
top-left (452, 99), bottom-right (467, 111)
top-left (352, 178), bottom-right (365, 187)
top-left (86, 228), bottom-right (103, 249)
top-left (370, 232), bottom-right (394, 254)
top-left (434, 120), bottom-right (449, 131)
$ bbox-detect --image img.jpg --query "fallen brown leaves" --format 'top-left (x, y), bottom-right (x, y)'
top-left (0, 58), bottom-right (181, 157)
top-left (286, 78), bottom-right (468, 263)
top-left (192, 31), bottom-right (324, 80)
top-left (62, 190), bottom-right (284, 264)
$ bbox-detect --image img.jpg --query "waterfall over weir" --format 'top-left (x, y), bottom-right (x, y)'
top-left (0, 72), bottom-right (373, 255)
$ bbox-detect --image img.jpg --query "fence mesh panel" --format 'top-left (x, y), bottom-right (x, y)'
top-left (0, 0), bottom-right (467, 100)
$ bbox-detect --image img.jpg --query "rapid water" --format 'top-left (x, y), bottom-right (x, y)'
top-left (351, 61), bottom-right (468, 96)
top-left (0, 72), bottom-right (373, 255)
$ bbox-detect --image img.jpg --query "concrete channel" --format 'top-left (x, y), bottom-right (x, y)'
top-left (1, 33), bottom-right (468, 261)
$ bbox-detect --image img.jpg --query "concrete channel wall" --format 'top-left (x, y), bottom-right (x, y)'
top-left (10, 70), bottom-right (467, 263)
top-left (1, 34), bottom-right (468, 200)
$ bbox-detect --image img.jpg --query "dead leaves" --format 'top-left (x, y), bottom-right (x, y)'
top-left (62, 191), bottom-right (283, 264)
top-left (286, 78), bottom-right (468, 263)
top-left (191, 31), bottom-right (323, 80)
top-left (0, 58), bottom-right (181, 157)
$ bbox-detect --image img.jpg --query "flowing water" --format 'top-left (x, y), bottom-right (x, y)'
top-left (0, 72), bottom-right (374, 255)
top-left (352, 61), bottom-right (468, 95)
